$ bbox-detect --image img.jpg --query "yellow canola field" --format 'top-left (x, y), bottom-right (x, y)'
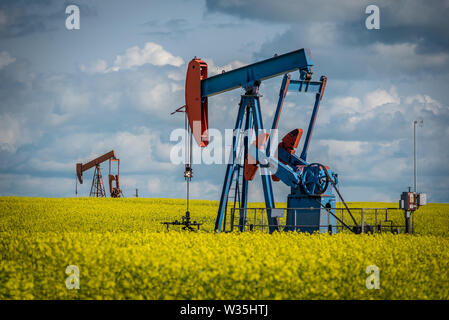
top-left (0, 197), bottom-right (448, 299)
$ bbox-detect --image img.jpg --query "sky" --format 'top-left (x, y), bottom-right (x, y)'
top-left (0, 0), bottom-right (448, 203)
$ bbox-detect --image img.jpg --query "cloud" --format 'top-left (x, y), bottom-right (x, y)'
top-left (141, 18), bottom-right (195, 38)
top-left (79, 59), bottom-right (108, 74)
top-left (0, 1), bottom-right (98, 38)
top-left (0, 51), bottom-right (15, 70)
top-left (270, 82), bottom-right (449, 201)
top-left (363, 87), bottom-right (400, 111)
top-left (206, 0), bottom-right (364, 23)
top-left (319, 140), bottom-right (368, 157)
top-left (112, 42), bottom-right (184, 70)
top-left (0, 113), bottom-right (31, 152)
top-left (204, 58), bottom-right (247, 76)
top-left (146, 175), bottom-right (220, 199)
top-left (0, 173), bottom-right (74, 197)
top-left (208, 0), bottom-right (449, 82)
top-left (372, 42), bottom-right (449, 69)
top-left (1, 1), bottom-right (448, 204)
top-left (207, 0), bottom-right (449, 54)
top-left (81, 42), bottom-right (184, 74)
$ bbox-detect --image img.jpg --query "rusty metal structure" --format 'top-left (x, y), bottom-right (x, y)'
top-left (76, 150), bottom-right (122, 198)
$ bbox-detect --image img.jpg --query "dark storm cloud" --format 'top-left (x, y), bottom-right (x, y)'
top-left (206, 0), bottom-right (449, 54)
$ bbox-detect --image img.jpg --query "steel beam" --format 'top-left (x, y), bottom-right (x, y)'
top-left (201, 49), bottom-right (313, 98)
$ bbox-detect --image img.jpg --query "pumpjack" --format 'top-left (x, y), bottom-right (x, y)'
top-left (181, 48), bottom-right (357, 233)
top-left (76, 150), bottom-right (122, 198)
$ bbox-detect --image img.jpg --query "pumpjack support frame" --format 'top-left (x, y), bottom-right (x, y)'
top-left (215, 88), bottom-right (278, 233)
top-left (182, 48), bottom-right (352, 234)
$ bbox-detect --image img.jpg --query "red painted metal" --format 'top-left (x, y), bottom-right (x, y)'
top-left (272, 128), bottom-right (303, 181)
top-left (90, 164), bottom-right (106, 197)
top-left (109, 159), bottom-right (122, 198)
top-left (76, 150), bottom-right (122, 197)
top-left (185, 58), bottom-right (209, 147)
top-left (319, 76), bottom-right (327, 99)
top-left (244, 133), bottom-right (269, 181)
top-left (76, 150), bottom-right (116, 184)
top-left (280, 128), bottom-right (303, 154)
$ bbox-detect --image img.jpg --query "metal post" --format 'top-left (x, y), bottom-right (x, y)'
top-left (414, 120), bottom-right (417, 193)
top-left (413, 119), bottom-right (423, 193)
top-left (375, 209), bottom-right (378, 226)
top-left (405, 210), bottom-right (411, 234)
top-left (254, 209), bottom-right (257, 231)
top-left (361, 209), bottom-right (365, 234)
top-left (294, 209), bottom-right (297, 231)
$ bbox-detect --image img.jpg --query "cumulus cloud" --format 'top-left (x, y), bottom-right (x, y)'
top-left (81, 42), bottom-right (184, 74)
top-left (363, 87), bottom-right (400, 111)
top-left (319, 140), bottom-right (368, 157)
top-left (0, 114), bottom-right (31, 153)
top-left (146, 175), bottom-right (219, 199)
top-left (79, 59), bottom-right (108, 74)
top-left (207, 0), bottom-right (449, 54)
top-left (205, 58), bottom-right (247, 76)
top-left (0, 174), bottom-right (74, 197)
top-left (0, 51), bottom-right (15, 70)
top-left (372, 43), bottom-right (449, 69)
top-left (1, 0), bottom-right (448, 203)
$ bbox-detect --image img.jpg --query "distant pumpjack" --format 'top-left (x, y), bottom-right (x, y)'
top-left (76, 150), bottom-right (122, 198)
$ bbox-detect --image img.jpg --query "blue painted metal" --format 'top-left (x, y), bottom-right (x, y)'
top-left (249, 143), bottom-right (338, 234)
top-left (201, 49), bottom-right (313, 98)
top-left (208, 48), bottom-right (334, 234)
top-left (286, 191), bottom-right (337, 234)
top-left (244, 72), bottom-right (337, 234)
top-left (239, 104), bottom-right (252, 231)
top-left (288, 80), bottom-right (322, 93)
top-left (266, 74), bottom-right (290, 157)
top-left (252, 96), bottom-right (277, 233)
top-left (215, 101), bottom-right (246, 232)
top-left (299, 76), bottom-right (327, 161)
top-left (248, 143), bottom-right (300, 189)
top-left (215, 94), bottom-right (278, 233)
top-left (278, 148), bottom-right (308, 167)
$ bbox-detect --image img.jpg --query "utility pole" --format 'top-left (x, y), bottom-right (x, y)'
top-left (135, 188), bottom-right (138, 198)
top-left (413, 119), bottom-right (423, 193)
